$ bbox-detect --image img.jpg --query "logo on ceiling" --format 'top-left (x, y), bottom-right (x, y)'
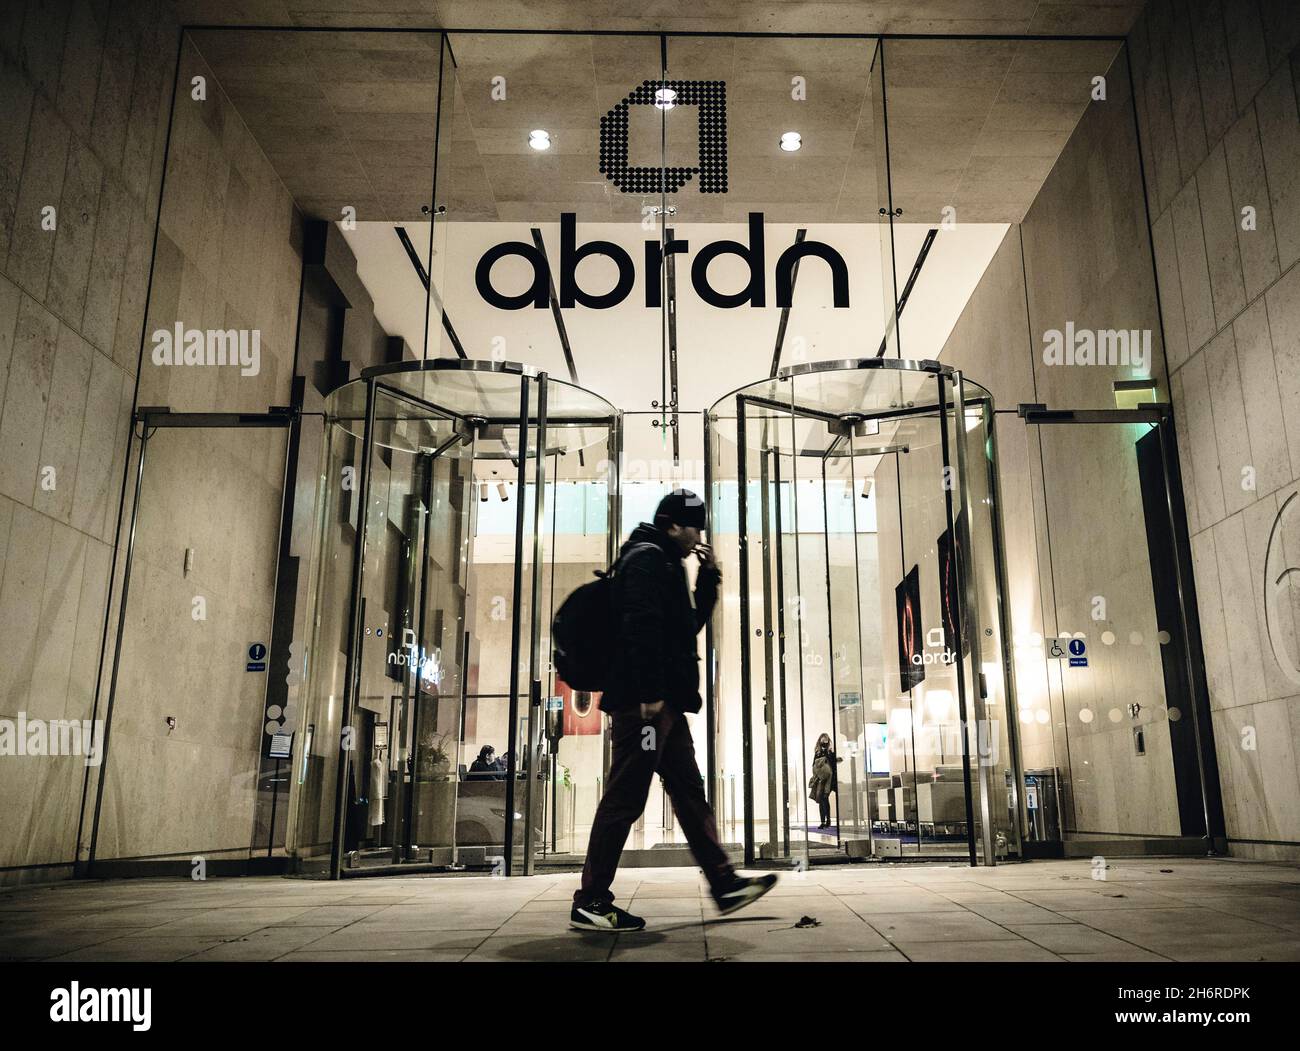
top-left (600, 80), bottom-right (728, 195)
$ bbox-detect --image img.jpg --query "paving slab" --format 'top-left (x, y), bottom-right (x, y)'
top-left (0, 858), bottom-right (1295, 962)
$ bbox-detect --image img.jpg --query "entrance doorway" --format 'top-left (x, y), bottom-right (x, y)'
top-left (85, 406), bottom-right (301, 876)
top-left (289, 360), bottom-right (620, 878)
top-left (1017, 403), bottom-right (1225, 855)
top-left (707, 360), bottom-right (1025, 869)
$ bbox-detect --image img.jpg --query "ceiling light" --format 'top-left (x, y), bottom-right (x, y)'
top-left (497, 481), bottom-right (509, 502)
top-left (479, 482), bottom-right (488, 502)
top-left (654, 87), bottom-right (677, 110)
top-left (861, 478), bottom-right (872, 499)
top-left (528, 129), bottom-right (551, 151)
top-left (779, 131), bottom-right (802, 152)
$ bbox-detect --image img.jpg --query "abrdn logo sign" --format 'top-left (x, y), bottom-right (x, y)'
top-left (599, 79), bottom-right (728, 195)
top-left (476, 213), bottom-right (850, 311)
top-left (476, 77), bottom-right (850, 311)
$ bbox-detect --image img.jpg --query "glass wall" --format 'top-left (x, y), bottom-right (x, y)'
top-left (87, 23), bottom-right (1223, 879)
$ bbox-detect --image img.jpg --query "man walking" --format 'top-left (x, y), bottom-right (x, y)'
top-left (570, 489), bottom-right (777, 932)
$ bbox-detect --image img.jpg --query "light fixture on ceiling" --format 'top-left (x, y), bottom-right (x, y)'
top-left (528, 129), bottom-right (551, 151)
top-left (497, 481), bottom-right (509, 502)
top-left (779, 131), bottom-right (802, 152)
top-left (479, 482), bottom-right (488, 502)
top-left (861, 478), bottom-right (872, 499)
top-left (654, 87), bottom-right (677, 110)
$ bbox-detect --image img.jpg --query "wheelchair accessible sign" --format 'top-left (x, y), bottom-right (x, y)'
top-left (1050, 638), bottom-right (1087, 667)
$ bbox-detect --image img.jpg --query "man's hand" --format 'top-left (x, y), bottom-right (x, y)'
top-left (640, 700), bottom-right (666, 720)
top-left (693, 543), bottom-right (718, 571)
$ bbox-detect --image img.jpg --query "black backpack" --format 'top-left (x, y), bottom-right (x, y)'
top-left (552, 543), bottom-right (655, 691)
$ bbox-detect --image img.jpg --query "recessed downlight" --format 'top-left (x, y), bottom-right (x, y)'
top-left (779, 131), bottom-right (802, 152)
top-left (654, 87), bottom-right (677, 110)
top-left (528, 129), bottom-right (551, 150)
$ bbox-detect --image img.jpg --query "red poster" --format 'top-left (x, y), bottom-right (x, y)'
top-left (557, 678), bottom-right (604, 736)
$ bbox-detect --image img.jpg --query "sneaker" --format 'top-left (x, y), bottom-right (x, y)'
top-left (713, 873), bottom-right (779, 916)
top-left (570, 898), bottom-right (646, 933)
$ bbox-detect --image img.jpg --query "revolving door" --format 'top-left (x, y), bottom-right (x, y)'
top-left (289, 360), bottom-right (620, 878)
top-left (707, 360), bottom-right (1024, 868)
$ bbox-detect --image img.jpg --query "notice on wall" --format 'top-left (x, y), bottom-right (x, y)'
top-left (1048, 637), bottom-right (1088, 668)
top-left (1067, 639), bottom-right (1088, 668)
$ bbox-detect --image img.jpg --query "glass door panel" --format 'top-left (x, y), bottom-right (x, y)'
top-left (736, 395), bottom-right (765, 862)
top-left (822, 439), bottom-right (867, 852)
top-left (959, 389), bottom-right (1023, 861)
top-left (342, 387), bottom-right (465, 871)
top-left (535, 427), bottom-right (615, 861)
top-left (782, 416), bottom-right (834, 864)
top-left (775, 421), bottom-right (811, 866)
top-left (397, 423), bottom-right (474, 865)
top-left (1024, 418), bottom-right (1207, 845)
top-left (757, 430), bottom-right (785, 859)
top-left (877, 401), bottom-right (955, 856)
top-left (91, 423), bottom-right (288, 868)
top-left (946, 372), bottom-right (1013, 863)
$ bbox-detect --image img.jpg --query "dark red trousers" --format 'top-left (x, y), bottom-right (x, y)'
top-left (575, 706), bottom-right (734, 906)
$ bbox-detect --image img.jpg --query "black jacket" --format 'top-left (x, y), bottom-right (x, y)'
top-left (814, 747), bottom-right (839, 793)
top-left (468, 758), bottom-right (502, 781)
top-left (600, 523), bottom-right (720, 715)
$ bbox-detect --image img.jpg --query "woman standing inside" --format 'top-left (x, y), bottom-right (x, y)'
top-left (809, 733), bottom-right (841, 830)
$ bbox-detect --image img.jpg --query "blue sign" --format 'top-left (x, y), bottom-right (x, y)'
top-left (247, 642), bottom-right (267, 672)
top-left (1067, 638), bottom-right (1087, 667)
